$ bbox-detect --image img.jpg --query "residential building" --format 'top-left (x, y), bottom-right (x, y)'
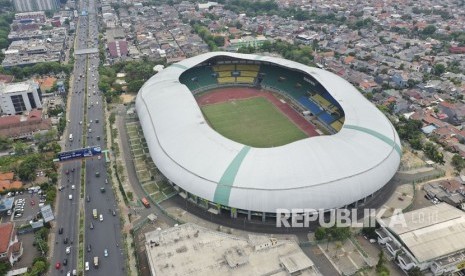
top-left (0, 80), bottom-right (42, 115)
top-left (0, 222), bottom-right (23, 265)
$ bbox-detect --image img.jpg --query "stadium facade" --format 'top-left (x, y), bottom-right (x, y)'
top-left (135, 52), bottom-right (401, 220)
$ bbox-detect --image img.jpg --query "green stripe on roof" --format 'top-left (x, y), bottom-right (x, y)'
top-left (344, 125), bottom-right (402, 156)
top-left (213, 146), bottom-right (251, 205)
top-left (171, 63), bottom-right (189, 70)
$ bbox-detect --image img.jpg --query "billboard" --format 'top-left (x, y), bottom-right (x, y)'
top-left (56, 146), bottom-right (102, 162)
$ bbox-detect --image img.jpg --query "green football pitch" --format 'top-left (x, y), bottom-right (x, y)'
top-left (201, 97), bottom-right (307, 148)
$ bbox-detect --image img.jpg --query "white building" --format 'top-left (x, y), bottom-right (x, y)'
top-left (13, 0), bottom-right (58, 11)
top-left (0, 80), bottom-right (42, 115)
top-left (376, 203), bottom-right (465, 275)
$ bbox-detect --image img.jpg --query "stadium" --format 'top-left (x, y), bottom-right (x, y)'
top-left (135, 52), bottom-right (401, 220)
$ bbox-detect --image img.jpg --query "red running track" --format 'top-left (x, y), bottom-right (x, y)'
top-left (196, 87), bottom-right (319, 137)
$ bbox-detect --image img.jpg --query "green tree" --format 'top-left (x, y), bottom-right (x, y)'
top-left (407, 267), bottom-right (422, 276)
top-left (0, 261), bottom-right (11, 275)
top-left (451, 154), bottom-right (465, 174)
top-left (434, 63), bottom-right (446, 76)
top-left (422, 25), bottom-right (437, 35)
top-left (17, 155), bottom-right (40, 181)
top-left (314, 227), bottom-right (326, 240)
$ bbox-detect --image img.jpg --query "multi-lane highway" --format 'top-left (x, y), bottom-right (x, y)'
top-left (52, 0), bottom-right (125, 274)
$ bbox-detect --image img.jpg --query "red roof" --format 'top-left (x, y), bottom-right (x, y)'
top-left (0, 223), bottom-right (13, 254)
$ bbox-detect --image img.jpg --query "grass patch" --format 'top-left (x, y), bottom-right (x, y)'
top-left (201, 97), bottom-right (307, 148)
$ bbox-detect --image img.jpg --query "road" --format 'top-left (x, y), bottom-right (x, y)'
top-left (82, 0), bottom-right (126, 274)
top-left (51, 0), bottom-right (125, 274)
top-left (51, 0), bottom-right (88, 273)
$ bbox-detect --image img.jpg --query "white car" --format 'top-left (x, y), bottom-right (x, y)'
top-left (99, 214), bottom-right (103, 222)
top-left (71, 185), bottom-right (75, 190)
top-left (69, 194), bottom-right (73, 200)
top-left (66, 246), bottom-right (71, 254)
top-left (85, 262), bottom-right (89, 271)
top-left (79, 121), bottom-right (82, 125)
top-left (104, 249), bottom-right (108, 257)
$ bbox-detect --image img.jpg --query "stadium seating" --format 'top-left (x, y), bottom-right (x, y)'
top-left (298, 97), bottom-right (324, 116)
top-left (179, 66), bottom-right (217, 91)
top-left (217, 77), bottom-right (236, 84)
top-left (213, 64), bottom-right (236, 71)
top-left (218, 71), bottom-right (232, 78)
top-left (236, 64), bottom-right (260, 71)
top-left (319, 112), bottom-right (337, 125)
top-left (331, 120), bottom-right (343, 131)
top-left (240, 71), bottom-right (259, 77)
top-left (236, 77), bottom-right (255, 84)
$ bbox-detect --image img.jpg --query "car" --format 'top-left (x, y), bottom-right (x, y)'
top-left (85, 262), bottom-right (90, 271)
top-left (95, 172), bottom-right (100, 177)
top-left (66, 246), bottom-right (71, 254)
top-left (55, 262), bottom-right (61, 269)
top-left (90, 120), bottom-right (93, 123)
top-left (59, 227), bottom-right (63, 234)
top-left (90, 222), bottom-right (94, 229)
top-left (99, 214), bottom-right (103, 222)
top-left (64, 237), bottom-right (69, 244)
top-left (369, 239), bottom-right (377, 244)
top-left (95, 119), bottom-right (99, 123)
top-left (6, 210), bottom-right (11, 215)
top-left (87, 244), bottom-right (91, 252)
top-left (100, 187), bottom-right (105, 193)
top-left (65, 169), bottom-right (69, 175)
top-left (67, 119), bottom-right (70, 123)
top-left (86, 195), bottom-right (90, 202)
top-left (69, 194), bottom-right (73, 200)
top-left (30, 200), bottom-right (35, 206)
top-left (63, 258), bottom-right (68, 266)
top-left (98, 155), bottom-right (101, 160)
top-left (71, 185), bottom-right (75, 190)
top-left (79, 121), bottom-right (82, 125)
top-left (14, 213), bottom-right (22, 218)
top-left (67, 272), bottom-right (71, 276)
top-left (104, 249), bottom-right (108, 257)
top-left (105, 179), bottom-right (108, 184)
top-left (72, 269), bottom-right (77, 275)
top-left (88, 128), bottom-right (92, 133)
top-left (59, 186), bottom-right (64, 191)
top-left (97, 136), bottom-right (101, 140)
top-left (71, 168), bottom-right (75, 172)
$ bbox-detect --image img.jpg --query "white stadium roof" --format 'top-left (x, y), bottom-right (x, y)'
top-left (136, 52), bottom-right (401, 213)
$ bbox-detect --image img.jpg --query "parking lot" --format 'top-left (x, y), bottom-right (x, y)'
top-left (8, 192), bottom-right (46, 223)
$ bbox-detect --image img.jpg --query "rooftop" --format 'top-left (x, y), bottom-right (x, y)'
top-left (0, 222), bottom-right (13, 254)
top-left (145, 223), bottom-right (320, 276)
top-left (379, 203), bottom-right (465, 263)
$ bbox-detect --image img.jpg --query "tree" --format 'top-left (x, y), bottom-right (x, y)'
top-left (0, 261), bottom-right (11, 275)
top-left (13, 142), bottom-right (27, 155)
top-left (451, 154), bottom-right (465, 174)
top-left (17, 155), bottom-right (39, 181)
top-left (434, 63), bottom-right (446, 76)
top-left (314, 227), bottom-right (326, 240)
top-left (422, 25), bottom-right (437, 35)
top-left (408, 267), bottom-right (422, 276)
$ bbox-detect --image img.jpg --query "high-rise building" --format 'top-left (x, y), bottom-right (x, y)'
top-left (0, 80), bottom-right (42, 115)
top-left (13, 0), bottom-right (58, 12)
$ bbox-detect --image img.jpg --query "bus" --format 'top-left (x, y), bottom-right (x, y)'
top-left (92, 209), bottom-right (97, 219)
top-left (69, 134), bottom-right (73, 141)
top-left (141, 197), bottom-right (150, 208)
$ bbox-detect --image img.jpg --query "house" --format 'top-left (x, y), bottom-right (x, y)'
top-left (0, 222), bottom-right (23, 265)
top-left (438, 101), bottom-right (465, 125)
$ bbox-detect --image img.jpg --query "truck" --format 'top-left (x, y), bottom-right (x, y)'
top-left (92, 209), bottom-right (97, 219)
top-left (93, 256), bottom-right (99, 267)
top-left (141, 197), bottom-right (150, 208)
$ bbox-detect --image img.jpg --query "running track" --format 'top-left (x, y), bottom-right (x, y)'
top-left (196, 87), bottom-right (319, 137)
